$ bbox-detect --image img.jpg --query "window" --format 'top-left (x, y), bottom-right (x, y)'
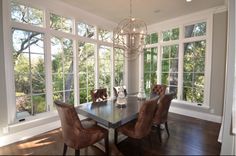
top-left (144, 48), bottom-right (157, 94)
top-left (185, 22), bottom-right (206, 38)
top-left (114, 48), bottom-right (125, 86)
top-left (78, 42), bottom-right (95, 103)
top-left (11, 0), bottom-right (44, 27)
top-left (161, 45), bottom-right (179, 97)
top-left (99, 46), bottom-right (111, 94)
top-left (50, 13), bottom-right (73, 33)
top-left (98, 28), bottom-right (113, 43)
top-left (77, 22), bottom-right (96, 39)
top-left (51, 37), bottom-right (74, 104)
top-left (162, 28), bottom-right (179, 42)
top-left (145, 33), bottom-right (158, 44)
top-left (12, 29), bottom-right (46, 118)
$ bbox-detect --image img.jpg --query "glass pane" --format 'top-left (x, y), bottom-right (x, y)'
top-left (162, 46), bottom-right (170, 59)
top-left (12, 29), bottom-right (30, 52)
top-left (50, 13), bottom-right (73, 33)
top-left (151, 33), bottom-right (158, 44)
top-left (11, 2), bottom-right (27, 23)
top-left (79, 89), bottom-right (87, 104)
top-left (65, 91), bottom-right (74, 104)
top-left (169, 73), bottom-right (178, 86)
top-left (64, 74), bottom-right (74, 90)
top-left (194, 73), bottom-right (204, 88)
top-left (14, 53), bottom-right (30, 73)
top-left (171, 28), bottom-right (179, 40)
top-left (185, 22), bottom-right (206, 38)
top-left (77, 22), bottom-right (96, 39)
top-left (162, 60), bottom-right (169, 72)
top-left (170, 59), bottom-right (178, 72)
top-left (162, 28), bottom-right (179, 41)
top-left (28, 7), bottom-right (43, 27)
top-left (15, 74), bottom-right (30, 95)
top-left (11, 1), bottom-right (43, 27)
top-left (79, 74), bottom-right (87, 88)
top-left (29, 33), bottom-right (44, 54)
top-left (16, 95), bottom-right (31, 116)
top-left (53, 92), bottom-right (63, 101)
top-left (161, 73), bottom-right (168, 85)
top-left (52, 74), bottom-right (63, 92)
top-left (32, 74), bottom-right (45, 94)
top-left (32, 94), bottom-right (46, 114)
top-left (98, 28), bottom-right (113, 43)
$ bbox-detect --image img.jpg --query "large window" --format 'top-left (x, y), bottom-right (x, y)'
top-left (78, 42), bottom-right (95, 103)
top-left (12, 29), bottom-right (46, 118)
top-left (145, 21), bottom-right (209, 105)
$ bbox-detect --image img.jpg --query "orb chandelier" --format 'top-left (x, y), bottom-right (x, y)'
top-left (113, 0), bottom-right (147, 59)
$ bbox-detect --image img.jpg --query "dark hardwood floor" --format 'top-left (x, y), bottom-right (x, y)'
top-left (0, 113), bottom-right (221, 155)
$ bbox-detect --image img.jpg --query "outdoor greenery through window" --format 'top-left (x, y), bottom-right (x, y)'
top-left (98, 28), bottom-right (113, 43)
top-left (51, 37), bottom-right (74, 105)
top-left (145, 21), bottom-right (208, 105)
top-left (144, 48), bottom-right (157, 94)
top-left (78, 42), bottom-right (95, 103)
top-left (114, 48), bottom-right (125, 86)
top-left (11, 1), bottom-right (44, 27)
top-left (77, 22), bottom-right (96, 39)
top-left (12, 28), bottom-right (46, 118)
top-left (162, 45), bottom-right (179, 97)
top-left (50, 13), bottom-right (73, 33)
top-left (99, 46), bottom-right (112, 95)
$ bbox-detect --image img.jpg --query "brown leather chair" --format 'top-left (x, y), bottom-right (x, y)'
top-left (150, 84), bottom-right (167, 98)
top-left (114, 98), bottom-right (158, 145)
top-left (54, 100), bottom-right (109, 156)
top-left (91, 88), bottom-right (108, 102)
top-left (152, 93), bottom-right (174, 143)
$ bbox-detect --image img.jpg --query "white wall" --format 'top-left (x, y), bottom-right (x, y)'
top-left (220, 0), bottom-right (235, 154)
top-left (0, 0), bottom-right (8, 135)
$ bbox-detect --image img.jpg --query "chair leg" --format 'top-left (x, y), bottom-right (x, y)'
top-left (63, 143), bottom-right (67, 156)
top-left (104, 134), bottom-right (109, 156)
top-left (114, 129), bottom-right (118, 145)
top-left (156, 125), bottom-right (162, 143)
top-left (75, 149), bottom-right (80, 156)
top-left (165, 122), bottom-right (170, 137)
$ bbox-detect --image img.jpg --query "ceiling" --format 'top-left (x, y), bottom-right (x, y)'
top-left (61, 0), bottom-right (226, 25)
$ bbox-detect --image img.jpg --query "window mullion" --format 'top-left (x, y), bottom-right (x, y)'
top-left (178, 25), bottom-right (184, 100)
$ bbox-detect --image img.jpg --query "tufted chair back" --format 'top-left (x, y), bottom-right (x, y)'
top-left (91, 88), bottom-right (108, 102)
top-left (153, 93), bottom-right (174, 124)
top-left (54, 100), bottom-right (109, 155)
top-left (151, 84), bottom-right (167, 98)
top-left (115, 98), bottom-right (158, 141)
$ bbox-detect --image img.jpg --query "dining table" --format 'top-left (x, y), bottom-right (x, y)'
top-left (76, 96), bottom-right (147, 155)
top-left (76, 96), bottom-right (146, 128)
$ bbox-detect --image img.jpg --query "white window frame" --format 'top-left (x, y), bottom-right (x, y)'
top-left (147, 11), bottom-right (213, 108)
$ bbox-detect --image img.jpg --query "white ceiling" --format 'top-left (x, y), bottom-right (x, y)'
top-left (61, 0), bottom-right (226, 25)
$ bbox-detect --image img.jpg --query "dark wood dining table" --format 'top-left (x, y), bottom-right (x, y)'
top-left (76, 96), bottom-right (146, 129)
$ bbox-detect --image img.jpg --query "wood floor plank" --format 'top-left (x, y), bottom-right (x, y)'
top-left (0, 113), bottom-right (221, 155)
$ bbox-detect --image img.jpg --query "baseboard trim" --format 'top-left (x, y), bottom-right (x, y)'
top-left (169, 106), bottom-right (222, 123)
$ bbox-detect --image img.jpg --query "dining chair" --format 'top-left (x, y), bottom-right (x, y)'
top-left (150, 84), bottom-right (167, 98)
top-left (152, 93), bottom-right (174, 143)
top-left (114, 98), bottom-right (158, 145)
top-left (91, 88), bottom-right (108, 102)
top-left (54, 100), bottom-right (109, 156)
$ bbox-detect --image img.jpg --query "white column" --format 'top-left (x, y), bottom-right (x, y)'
top-left (137, 50), bottom-right (146, 99)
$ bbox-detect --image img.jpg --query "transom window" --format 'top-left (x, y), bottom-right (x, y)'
top-left (50, 13), bottom-right (73, 33)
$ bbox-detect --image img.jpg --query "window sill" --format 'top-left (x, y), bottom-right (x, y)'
top-left (172, 99), bottom-right (210, 110)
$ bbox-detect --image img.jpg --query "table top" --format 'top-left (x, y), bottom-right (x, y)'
top-left (76, 96), bottom-right (146, 128)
